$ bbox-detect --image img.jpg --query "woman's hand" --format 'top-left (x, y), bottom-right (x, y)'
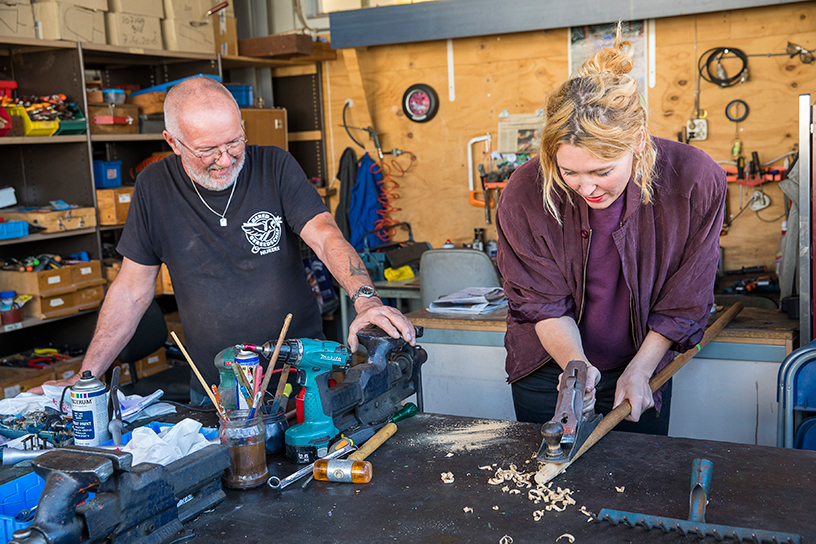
top-left (614, 364), bottom-right (655, 422)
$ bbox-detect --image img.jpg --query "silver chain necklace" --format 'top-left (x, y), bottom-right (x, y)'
top-left (189, 175), bottom-right (236, 227)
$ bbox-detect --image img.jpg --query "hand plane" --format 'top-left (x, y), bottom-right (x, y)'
top-left (536, 360), bottom-right (602, 464)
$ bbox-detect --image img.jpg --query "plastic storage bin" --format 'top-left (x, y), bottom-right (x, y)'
top-left (0, 220), bottom-right (28, 240)
top-left (93, 160), bottom-right (122, 188)
top-left (3, 106), bottom-right (58, 137)
top-left (224, 84), bottom-right (253, 107)
top-left (0, 80), bottom-right (17, 99)
top-left (54, 105), bottom-right (86, 135)
top-left (0, 472), bottom-right (44, 542)
top-left (102, 89), bottom-right (126, 104)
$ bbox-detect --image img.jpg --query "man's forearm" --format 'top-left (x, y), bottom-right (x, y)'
top-left (80, 273), bottom-right (156, 378)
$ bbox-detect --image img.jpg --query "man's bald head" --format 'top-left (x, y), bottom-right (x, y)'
top-left (163, 77), bottom-right (240, 138)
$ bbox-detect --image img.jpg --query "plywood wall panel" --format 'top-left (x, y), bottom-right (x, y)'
top-left (323, 3), bottom-right (815, 268)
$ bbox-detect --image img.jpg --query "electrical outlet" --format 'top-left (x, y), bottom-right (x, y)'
top-left (686, 119), bottom-right (708, 141)
top-left (749, 190), bottom-right (771, 211)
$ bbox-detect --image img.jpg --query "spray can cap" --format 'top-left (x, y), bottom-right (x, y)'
top-left (81, 370), bottom-right (93, 379)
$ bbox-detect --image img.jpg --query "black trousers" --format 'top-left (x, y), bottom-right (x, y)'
top-left (511, 360), bottom-right (672, 435)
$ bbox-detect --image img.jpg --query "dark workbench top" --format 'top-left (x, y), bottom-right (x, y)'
top-left (185, 413), bottom-right (815, 543)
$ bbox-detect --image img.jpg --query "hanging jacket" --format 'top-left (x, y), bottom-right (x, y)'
top-left (349, 152), bottom-right (384, 252)
top-left (334, 147), bottom-right (357, 242)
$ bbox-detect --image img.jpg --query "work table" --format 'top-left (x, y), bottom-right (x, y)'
top-left (406, 305), bottom-right (799, 446)
top-left (181, 412), bottom-right (813, 542)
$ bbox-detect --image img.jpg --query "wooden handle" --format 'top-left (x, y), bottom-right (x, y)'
top-left (349, 422), bottom-right (397, 461)
top-left (171, 331), bottom-right (225, 419)
top-left (258, 314), bottom-right (293, 403)
top-left (535, 303), bottom-right (744, 485)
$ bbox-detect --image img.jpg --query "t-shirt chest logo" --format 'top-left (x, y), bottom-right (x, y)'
top-left (242, 211), bottom-right (283, 255)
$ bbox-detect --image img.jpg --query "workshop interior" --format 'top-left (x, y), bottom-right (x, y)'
top-left (0, 0), bottom-right (815, 542)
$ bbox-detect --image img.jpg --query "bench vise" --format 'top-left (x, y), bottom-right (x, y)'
top-left (10, 443), bottom-right (230, 544)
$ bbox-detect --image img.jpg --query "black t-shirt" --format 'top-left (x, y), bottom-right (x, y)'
top-left (118, 145), bottom-right (328, 394)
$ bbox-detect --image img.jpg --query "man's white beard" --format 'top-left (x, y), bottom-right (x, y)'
top-left (185, 152), bottom-right (246, 191)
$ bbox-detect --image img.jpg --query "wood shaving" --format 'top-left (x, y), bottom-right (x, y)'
top-left (532, 510), bottom-right (544, 521)
top-left (463, 507), bottom-right (473, 513)
top-left (499, 536), bottom-right (513, 544)
top-left (501, 486), bottom-right (510, 493)
top-left (556, 534), bottom-right (575, 543)
top-left (509, 489), bottom-right (520, 495)
top-left (480, 465), bottom-right (493, 470)
top-left (446, 452), bottom-right (454, 457)
top-left (486, 461), bottom-right (579, 520)
top-left (579, 506), bottom-right (592, 518)
top-left (441, 472), bottom-right (454, 483)
top-left (493, 505), bottom-right (499, 510)
top-left (615, 486), bottom-right (625, 493)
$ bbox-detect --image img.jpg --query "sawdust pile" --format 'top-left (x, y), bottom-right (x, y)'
top-left (410, 419), bottom-right (518, 453)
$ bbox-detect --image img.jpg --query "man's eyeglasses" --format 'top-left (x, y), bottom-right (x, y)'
top-left (786, 42), bottom-right (814, 64)
top-left (175, 135), bottom-right (247, 165)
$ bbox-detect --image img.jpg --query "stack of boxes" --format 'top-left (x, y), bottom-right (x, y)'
top-left (0, 0), bottom-right (237, 55)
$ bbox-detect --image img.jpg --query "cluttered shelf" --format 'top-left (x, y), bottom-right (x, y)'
top-left (0, 135), bottom-right (86, 145)
top-left (0, 308), bottom-right (97, 335)
top-left (0, 227), bottom-right (97, 248)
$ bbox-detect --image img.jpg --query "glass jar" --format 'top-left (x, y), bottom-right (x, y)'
top-left (219, 409), bottom-right (268, 489)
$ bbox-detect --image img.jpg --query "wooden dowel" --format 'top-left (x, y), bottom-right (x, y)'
top-left (257, 313), bottom-right (293, 405)
top-left (535, 303), bottom-right (744, 485)
top-left (170, 331), bottom-right (226, 420)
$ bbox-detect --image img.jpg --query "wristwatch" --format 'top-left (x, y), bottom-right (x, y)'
top-left (350, 285), bottom-right (379, 304)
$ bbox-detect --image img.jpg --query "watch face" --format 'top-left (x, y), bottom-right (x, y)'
top-left (402, 84), bottom-right (439, 123)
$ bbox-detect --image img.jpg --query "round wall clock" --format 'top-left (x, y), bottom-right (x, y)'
top-left (402, 84), bottom-right (439, 123)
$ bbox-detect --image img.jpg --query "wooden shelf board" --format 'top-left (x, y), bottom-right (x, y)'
top-left (1, 309), bottom-right (98, 335)
top-left (220, 44), bottom-right (337, 70)
top-left (0, 135), bottom-right (87, 145)
top-left (99, 224), bottom-right (126, 231)
top-left (91, 133), bottom-right (166, 142)
top-left (82, 43), bottom-right (217, 66)
top-left (0, 36), bottom-right (77, 54)
top-left (0, 227), bottom-right (98, 247)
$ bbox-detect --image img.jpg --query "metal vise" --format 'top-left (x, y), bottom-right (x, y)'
top-left (10, 443), bottom-right (230, 544)
top-left (328, 325), bottom-right (427, 436)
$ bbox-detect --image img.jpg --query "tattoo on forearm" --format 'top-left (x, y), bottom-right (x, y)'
top-left (349, 257), bottom-right (367, 277)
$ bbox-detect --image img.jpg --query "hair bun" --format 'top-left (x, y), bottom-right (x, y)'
top-left (577, 35), bottom-right (634, 77)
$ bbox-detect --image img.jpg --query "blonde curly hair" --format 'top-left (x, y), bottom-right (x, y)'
top-left (539, 24), bottom-right (656, 222)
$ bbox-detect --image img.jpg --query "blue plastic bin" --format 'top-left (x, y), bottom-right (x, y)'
top-left (93, 160), bottom-right (122, 188)
top-left (224, 84), bottom-right (253, 107)
top-left (0, 220), bottom-right (28, 240)
top-left (0, 472), bottom-right (44, 541)
top-left (130, 74), bottom-right (222, 96)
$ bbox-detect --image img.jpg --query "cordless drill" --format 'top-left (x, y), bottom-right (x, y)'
top-left (239, 326), bottom-right (426, 463)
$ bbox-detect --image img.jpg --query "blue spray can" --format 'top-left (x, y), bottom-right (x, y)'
top-left (235, 350), bottom-right (259, 410)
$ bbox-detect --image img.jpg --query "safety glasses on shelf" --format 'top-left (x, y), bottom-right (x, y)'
top-left (786, 42), bottom-right (814, 64)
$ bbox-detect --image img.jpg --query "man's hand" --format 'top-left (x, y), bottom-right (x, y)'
top-left (29, 373), bottom-right (80, 396)
top-left (613, 365), bottom-right (654, 422)
top-left (347, 298), bottom-right (417, 352)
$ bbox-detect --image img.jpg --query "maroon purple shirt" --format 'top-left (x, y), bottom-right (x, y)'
top-left (496, 137), bottom-right (727, 411)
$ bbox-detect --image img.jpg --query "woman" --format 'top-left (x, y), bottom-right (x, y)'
top-left (496, 28), bottom-right (726, 435)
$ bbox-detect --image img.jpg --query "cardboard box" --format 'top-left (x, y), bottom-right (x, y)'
top-left (104, 259), bottom-right (122, 284)
top-left (1, 206), bottom-right (96, 233)
top-left (211, 12), bottom-right (236, 56)
top-left (32, 0), bottom-right (108, 10)
top-left (107, 361), bottom-right (132, 385)
top-left (69, 260), bottom-right (105, 289)
top-left (0, 268), bottom-right (75, 297)
top-left (75, 284), bottom-right (104, 310)
top-left (52, 356), bottom-right (84, 381)
top-left (242, 108), bottom-right (287, 149)
top-left (0, 3), bottom-right (36, 38)
top-left (0, 367), bottom-right (57, 399)
top-left (107, 0), bottom-right (163, 17)
top-left (165, 311), bottom-right (184, 345)
top-left (238, 33), bottom-right (313, 58)
top-left (96, 187), bottom-right (133, 225)
top-left (23, 291), bottom-right (77, 319)
top-left (154, 263), bottom-right (173, 295)
top-left (88, 103), bottom-right (139, 134)
top-left (32, 2), bottom-right (106, 44)
top-left (105, 12), bottom-right (162, 48)
top-left (127, 91), bottom-right (165, 115)
top-left (161, 18), bottom-right (214, 53)
top-left (135, 348), bottom-right (168, 378)
top-left (162, 0), bottom-right (205, 20)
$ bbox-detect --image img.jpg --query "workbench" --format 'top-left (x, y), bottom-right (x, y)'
top-left (408, 306), bottom-right (799, 446)
top-left (180, 412), bottom-right (814, 543)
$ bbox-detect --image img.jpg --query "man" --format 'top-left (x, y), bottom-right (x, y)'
top-left (35, 77), bottom-right (415, 402)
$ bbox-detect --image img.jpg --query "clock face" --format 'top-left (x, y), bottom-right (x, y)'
top-left (402, 84), bottom-right (438, 123)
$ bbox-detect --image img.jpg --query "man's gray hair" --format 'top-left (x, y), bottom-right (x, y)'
top-left (163, 76), bottom-right (240, 137)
